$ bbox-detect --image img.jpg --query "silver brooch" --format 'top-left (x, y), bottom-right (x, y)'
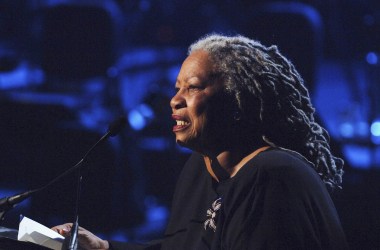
top-left (204, 198), bottom-right (222, 232)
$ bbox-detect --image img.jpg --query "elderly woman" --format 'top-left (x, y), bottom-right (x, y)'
top-left (53, 34), bottom-right (348, 249)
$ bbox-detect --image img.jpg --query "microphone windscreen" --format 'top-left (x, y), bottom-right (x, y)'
top-left (108, 116), bottom-right (127, 137)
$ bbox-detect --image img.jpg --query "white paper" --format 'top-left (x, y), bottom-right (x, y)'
top-left (18, 216), bottom-right (64, 250)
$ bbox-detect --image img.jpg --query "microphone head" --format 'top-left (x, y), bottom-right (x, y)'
top-left (108, 116), bottom-right (127, 137)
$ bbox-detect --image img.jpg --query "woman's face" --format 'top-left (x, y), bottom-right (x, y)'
top-left (170, 50), bottom-right (225, 153)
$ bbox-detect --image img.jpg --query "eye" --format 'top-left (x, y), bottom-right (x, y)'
top-left (188, 85), bottom-right (204, 92)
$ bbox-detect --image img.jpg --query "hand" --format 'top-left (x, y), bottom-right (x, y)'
top-left (51, 223), bottom-right (110, 250)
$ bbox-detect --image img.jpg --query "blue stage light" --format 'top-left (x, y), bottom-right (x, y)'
top-left (371, 121), bottom-right (380, 137)
top-left (366, 52), bottom-right (378, 65)
top-left (339, 122), bottom-right (354, 138)
top-left (128, 104), bottom-right (154, 131)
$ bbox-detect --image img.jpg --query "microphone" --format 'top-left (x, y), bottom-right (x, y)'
top-left (0, 116), bottom-right (126, 220)
top-left (0, 190), bottom-right (34, 213)
top-left (107, 116), bottom-right (127, 137)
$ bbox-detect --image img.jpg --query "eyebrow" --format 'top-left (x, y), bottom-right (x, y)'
top-left (176, 76), bottom-right (202, 85)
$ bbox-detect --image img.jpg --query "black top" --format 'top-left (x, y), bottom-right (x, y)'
top-left (110, 148), bottom-right (348, 250)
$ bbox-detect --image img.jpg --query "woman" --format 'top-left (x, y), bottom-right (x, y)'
top-left (53, 34), bottom-right (348, 249)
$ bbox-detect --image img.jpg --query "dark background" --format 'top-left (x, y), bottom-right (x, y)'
top-left (0, 0), bottom-right (379, 248)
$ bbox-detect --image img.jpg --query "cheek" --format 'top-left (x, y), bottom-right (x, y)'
top-left (193, 113), bottom-right (208, 135)
top-left (188, 98), bottom-right (209, 133)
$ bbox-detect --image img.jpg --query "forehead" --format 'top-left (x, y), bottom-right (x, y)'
top-left (176, 50), bottom-right (214, 84)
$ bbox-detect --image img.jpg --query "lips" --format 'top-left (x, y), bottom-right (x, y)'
top-left (172, 114), bottom-right (190, 132)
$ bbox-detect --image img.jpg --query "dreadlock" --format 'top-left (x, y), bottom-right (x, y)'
top-left (189, 34), bottom-right (344, 189)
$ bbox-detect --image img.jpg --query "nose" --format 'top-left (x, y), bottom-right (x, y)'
top-left (170, 91), bottom-right (185, 110)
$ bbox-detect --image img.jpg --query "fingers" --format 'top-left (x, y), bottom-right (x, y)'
top-left (51, 223), bottom-right (88, 236)
top-left (51, 223), bottom-right (109, 249)
top-left (51, 223), bottom-right (73, 237)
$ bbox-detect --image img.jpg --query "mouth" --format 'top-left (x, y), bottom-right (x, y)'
top-left (172, 115), bottom-right (190, 132)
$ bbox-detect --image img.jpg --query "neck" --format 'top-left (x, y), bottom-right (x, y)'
top-left (203, 145), bottom-right (270, 182)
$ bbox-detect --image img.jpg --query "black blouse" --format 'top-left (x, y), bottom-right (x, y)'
top-left (110, 148), bottom-right (348, 250)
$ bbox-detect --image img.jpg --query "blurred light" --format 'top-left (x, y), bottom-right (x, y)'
top-left (371, 121), bottom-right (380, 137)
top-left (132, 196), bottom-right (169, 239)
top-left (6, 92), bottom-right (79, 108)
top-left (146, 204), bottom-right (169, 222)
top-left (128, 104), bottom-right (154, 131)
top-left (371, 120), bottom-right (380, 145)
top-left (108, 231), bottom-right (129, 243)
top-left (176, 144), bottom-right (192, 154)
top-left (139, 137), bottom-right (170, 151)
top-left (343, 145), bottom-right (372, 169)
top-left (128, 110), bottom-right (145, 131)
top-left (356, 121), bottom-right (369, 137)
top-left (167, 65), bottom-right (181, 83)
top-left (339, 122), bottom-right (354, 138)
top-left (0, 63), bottom-right (44, 89)
top-left (372, 135), bottom-right (380, 145)
top-left (366, 52), bottom-right (378, 65)
top-left (363, 14), bottom-right (375, 26)
top-left (139, 0), bottom-right (151, 11)
top-left (107, 66), bottom-right (118, 78)
top-left (144, 196), bottom-right (169, 223)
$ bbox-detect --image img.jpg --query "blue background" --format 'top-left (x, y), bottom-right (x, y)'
top-left (0, 0), bottom-right (379, 248)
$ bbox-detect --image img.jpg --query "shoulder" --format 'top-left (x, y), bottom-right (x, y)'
top-left (254, 147), bottom-right (312, 168)
top-left (253, 147), bottom-right (315, 174)
top-left (242, 147), bottom-right (324, 190)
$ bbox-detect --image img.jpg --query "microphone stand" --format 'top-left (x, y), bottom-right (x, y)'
top-left (66, 172), bottom-right (82, 250)
top-left (63, 131), bottom-right (111, 250)
top-left (61, 116), bottom-right (127, 250)
top-left (62, 130), bottom-right (107, 250)
top-left (59, 130), bottom-right (113, 250)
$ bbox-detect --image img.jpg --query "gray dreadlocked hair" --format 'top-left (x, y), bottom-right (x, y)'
top-left (189, 34), bottom-right (344, 189)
